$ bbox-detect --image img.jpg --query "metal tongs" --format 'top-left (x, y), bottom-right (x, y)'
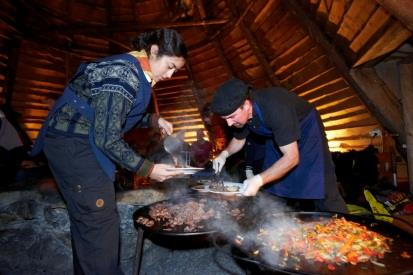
top-left (214, 163), bottom-right (225, 189)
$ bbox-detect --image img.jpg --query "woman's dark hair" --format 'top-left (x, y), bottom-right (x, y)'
top-left (131, 28), bottom-right (188, 58)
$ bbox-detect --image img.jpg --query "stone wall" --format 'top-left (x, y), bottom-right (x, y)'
top-left (0, 184), bottom-right (176, 275)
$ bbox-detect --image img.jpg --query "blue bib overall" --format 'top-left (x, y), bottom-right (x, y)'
top-left (249, 102), bottom-right (325, 199)
top-left (31, 54), bottom-right (151, 181)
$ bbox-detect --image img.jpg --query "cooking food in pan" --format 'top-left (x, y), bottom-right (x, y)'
top-left (232, 212), bottom-right (413, 274)
top-left (136, 197), bottom-right (245, 233)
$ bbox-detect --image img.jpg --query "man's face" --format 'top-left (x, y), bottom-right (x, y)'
top-left (221, 100), bottom-right (251, 128)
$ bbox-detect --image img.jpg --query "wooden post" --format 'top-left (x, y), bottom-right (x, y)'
top-left (399, 62), bottom-right (413, 195)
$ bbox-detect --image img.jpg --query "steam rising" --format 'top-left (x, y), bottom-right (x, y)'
top-left (206, 192), bottom-right (302, 269)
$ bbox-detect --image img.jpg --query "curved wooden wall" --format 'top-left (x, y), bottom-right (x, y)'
top-left (0, 0), bottom-right (411, 154)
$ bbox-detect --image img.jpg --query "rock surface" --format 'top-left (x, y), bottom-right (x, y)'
top-left (0, 180), bottom-right (246, 275)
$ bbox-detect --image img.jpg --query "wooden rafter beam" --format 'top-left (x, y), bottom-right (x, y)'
top-left (224, 0), bottom-right (280, 86)
top-left (45, 19), bottom-right (230, 35)
top-left (185, 61), bottom-right (203, 110)
top-left (195, 0), bottom-right (207, 20)
top-left (376, 0), bottom-right (413, 33)
top-left (211, 40), bottom-right (234, 76)
top-left (239, 22), bottom-right (280, 86)
top-left (282, 0), bottom-right (407, 151)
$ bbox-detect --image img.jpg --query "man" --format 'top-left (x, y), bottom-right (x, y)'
top-left (210, 78), bottom-right (347, 213)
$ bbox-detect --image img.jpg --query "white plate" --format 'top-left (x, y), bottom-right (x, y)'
top-left (191, 181), bottom-right (243, 195)
top-left (208, 182), bottom-right (243, 195)
top-left (166, 167), bottom-right (204, 175)
top-left (190, 184), bottom-right (209, 192)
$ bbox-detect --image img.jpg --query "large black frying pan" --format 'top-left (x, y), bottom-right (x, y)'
top-left (132, 194), bottom-right (256, 236)
top-left (133, 195), bottom-right (215, 237)
top-left (214, 211), bottom-right (413, 275)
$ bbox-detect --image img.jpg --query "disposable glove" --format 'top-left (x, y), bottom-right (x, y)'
top-left (241, 174), bottom-right (263, 196)
top-left (212, 150), bottom-right (229, 173)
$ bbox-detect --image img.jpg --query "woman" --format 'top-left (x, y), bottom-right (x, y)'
top-left (31, 28), bottom-right (187, 275)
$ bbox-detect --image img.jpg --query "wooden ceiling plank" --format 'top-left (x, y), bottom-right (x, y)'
top-left (309, 87), bottom-right (352, 107)
top-left (270, 36), bottom-right (312, 69)
top-left (320, 105), bottom-right (366, 120)
top-left (326, 0), bottom-right (347, 34)
top-left (376, 0), bottom-right (413, 33)
top-left (276, 46), bottom-right (324, 80)
top-left (317, 96), bottom-right (363, 116)
top-left (303, 82), bottom-right (352, 102)
top-left (281, 58), bottom-right (333, 89)
top-left (314, 0), bottom-right (331, 26)
top-left (282, 0), bottom-right (407, 146)
top-left (269, 26), bottom-right (306, 59)
top-left (324, 117), bottom-right (377, 131)
top-left (250, 0), bottom-right (280, 32)
top-left (349, 7), bottom-right (391, 54)
top-left (336, 0), bottom-right (377, 43)
top-left (301, 78), bottom-right (347, 100)
top-left (197, 74), bottom-right (230, 90)
top-left (154, 84), bottom-right (191, 92)
top-left (156, 90), bottom-right (193, 98)
top-left (353, 20), bottom-right (411, 67)
top-left (322, 109), bottom-right (370, 123)
top-left (224, 0), bottom-right (280, 86)
top-left (194, 68), bottom-right (230, 80)
top-left (47, 19), bottom-right (230, 35)
top-left (291, 68), bottom-right (341, 94)
top-left (191, 56), bottom-right (224, 71)
top-left (266, 15), bottom-right (298, 45)
top-left (350, 67), bottom-right (404, 143)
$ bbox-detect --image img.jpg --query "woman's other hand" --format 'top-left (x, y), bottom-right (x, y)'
top-left (158, 117), bottom-right (173, 136)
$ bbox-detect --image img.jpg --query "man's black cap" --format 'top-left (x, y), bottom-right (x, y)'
top-left (211, 78), bottom-right (250, 116)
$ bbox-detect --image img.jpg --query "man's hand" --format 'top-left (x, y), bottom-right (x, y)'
top-left (241, 174), bottom-right (263, 196)
top-left (212, 150), bottom-right (229, 173)
top-left (158, 117), bottom-right (173, 136)
top-left (149, 164), bottom-right (183, 182)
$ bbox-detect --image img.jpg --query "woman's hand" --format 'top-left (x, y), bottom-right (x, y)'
top-left (149, 163), bottom-right (182, 182)
top-left (158, 117), bottom-right (173, 136)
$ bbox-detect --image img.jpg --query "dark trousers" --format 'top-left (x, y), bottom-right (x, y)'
top-left (44, 135), bottom-right (123, 275)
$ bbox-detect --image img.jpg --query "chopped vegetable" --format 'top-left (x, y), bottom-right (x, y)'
top-left (255, 216), bottom-right (393, 269)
